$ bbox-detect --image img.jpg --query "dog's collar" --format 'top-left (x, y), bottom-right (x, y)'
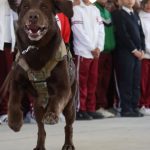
top-left (21, 45), bottom-right (39, 55)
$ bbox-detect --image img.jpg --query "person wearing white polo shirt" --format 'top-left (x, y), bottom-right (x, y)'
top-left (0, 0), bottom-right (18, 124)
top-left (71, 0), bottom-right (105, 120)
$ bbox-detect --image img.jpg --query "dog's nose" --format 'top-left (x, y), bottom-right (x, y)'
top-left (29, 13), bottom-right (39, 23)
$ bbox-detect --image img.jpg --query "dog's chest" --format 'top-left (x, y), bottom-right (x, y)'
top-left (29, 69), bottom-right (50, 108)
top-left (16, 41), bottom-right (68, 108)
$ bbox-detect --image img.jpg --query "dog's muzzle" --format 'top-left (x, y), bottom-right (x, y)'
top-left (25, 24), bottom-right (48, 41)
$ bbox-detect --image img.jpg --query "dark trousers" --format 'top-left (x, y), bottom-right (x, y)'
top-left (96, 53), bottom-right (113, 109)
top-left (0, 44), bottom-right (14, 115)
top-left (114, 50), bottom-right (141, 113)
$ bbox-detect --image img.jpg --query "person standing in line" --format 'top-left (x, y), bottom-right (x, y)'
top-left (71, 0), bottom-right (105, 120)
top-left (105, 0), bottom-right (116, 12)
top-left (139, 0), bottom-right (150, 116)
top-left (0, 0), bottom-right (18, 124)
top-left (133, 0), bottom-right (141, 11)
top-left (112, 0), bottom-right (145, 117)
top-left (73, 0), bottom-right (81, 6)
top-left (94, 0), bottom-right (116, 118)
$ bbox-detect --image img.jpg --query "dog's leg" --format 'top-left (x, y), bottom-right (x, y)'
top-left (44, 96), bottom-right (66, 125)
top-left (62, 101), bottom-right (76, 150)
top-left (62, 82), bottom-right (76, 150)
top-left (8, 90), bottom-right (23, 132)
top-left (33, 102), bottom-right (46, 150)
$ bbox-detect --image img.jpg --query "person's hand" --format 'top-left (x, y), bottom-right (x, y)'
top-left (132, 50), bottom-right (144, 60)
top-left (139, 50), bottom-right (145, 60)
top-left (91, 48), bottom-right (100, 59)
top-left (73, 0), bottom-right (80, 6)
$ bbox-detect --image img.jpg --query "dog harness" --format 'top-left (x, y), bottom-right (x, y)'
top-left (15, 40), bottom-right (68, 108)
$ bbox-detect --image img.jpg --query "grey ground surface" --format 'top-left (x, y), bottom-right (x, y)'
top-left (0, 116), bottom-right (150, 150)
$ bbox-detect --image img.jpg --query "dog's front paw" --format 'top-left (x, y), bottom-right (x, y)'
top-left (43, 112), bottom-right (59, 125)
top-left (8, 119), bottom-right (23, 132)
top-left (62, 145), bottom-right (75, 150)
top-left (33, 147), bottom-right (46, 150)
top-left (8, 111), bottom-right (23, 132)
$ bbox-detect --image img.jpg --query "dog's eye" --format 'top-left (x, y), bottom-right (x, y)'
top-left (40, 4), bottom-right (48, 10)
top-left (23, 5), bottom-right (29, 10)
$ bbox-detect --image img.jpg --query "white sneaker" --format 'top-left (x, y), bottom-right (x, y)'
top-left (96, 108), bottom-right (115, 118)
top-left (140, 106), bottom-right (150, 116)
top-left (24, 112), bottom-right (36, 124)
top-left (59, 113), bottom-right (65, 122)
top-left (0, 114), bottom-right (8, 124)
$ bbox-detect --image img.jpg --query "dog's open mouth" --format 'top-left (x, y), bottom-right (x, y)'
top-left (25, 24), bottom-right (48, 41)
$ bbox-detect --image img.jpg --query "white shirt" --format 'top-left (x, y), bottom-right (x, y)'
top-left (71, 2), bottom-right (105, 58)
top-left (0, 0), bottom-right (18, 51)
top-left (139, 11), bottom-right (150, 59)
top-left (122, 6), bottom-right (134, 15)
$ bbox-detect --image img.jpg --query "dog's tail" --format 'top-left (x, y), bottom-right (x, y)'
top-left (0, 70), bottom-right (14, 104)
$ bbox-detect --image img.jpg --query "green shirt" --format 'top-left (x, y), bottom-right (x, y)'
top-left (94, 2), bottom-right (116, 53)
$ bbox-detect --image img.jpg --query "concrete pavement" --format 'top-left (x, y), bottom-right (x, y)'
top-left (0, 116), bottom-right (150, 150)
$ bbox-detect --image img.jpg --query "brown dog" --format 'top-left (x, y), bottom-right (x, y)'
top-left (2, 0), bottom-right (76, 150)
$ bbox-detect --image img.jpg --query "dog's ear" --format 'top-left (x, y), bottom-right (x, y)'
top-left (8, 0), bottom-right (22, 12)
top-left (53, 0), bottom-right (73, 18)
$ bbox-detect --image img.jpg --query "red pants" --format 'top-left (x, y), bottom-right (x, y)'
top-left (140, 59), bottom-right (150, 108)
top-left (75, 56), bottom-right (98, 112)
top-left (0, 47), bottom-right (14, 115)
top-left (96, 53), bottom-right (113, 109)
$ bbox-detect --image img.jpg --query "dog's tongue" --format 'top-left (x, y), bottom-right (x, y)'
top-left (29, 24), bottom-right (39, 33)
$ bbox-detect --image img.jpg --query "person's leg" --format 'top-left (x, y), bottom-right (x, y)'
top-left (4, 47), bottom-right (14, 72)
top-left (132, 59), bottom-right (141, 110)
top-left (139, 59), bottom-right (150, 115)
top-left (74, 56), bottom-right (93, 120)
top-left (86, 58), bottom-right (98, 112)
top-left (145, 60), bottom-right (150, 108)
top-left (0, 46), bottom-right (14, 122)
top-left (140, 60), bottom-right (150, 107)
top-left (95, 53), bottom-right (115, 117)
top-left (131, 58), bottom-right (143, 117)
top-left (0, 46), bottom-right (13, 114)
top-left (107, 53), bottom-right (116, 108)
top-left (0, 51), bottom-right (7, 88)
top-left (96, 53), bottom-right (112, 109)
top-left (75, 56), bottom-right (91, 112)
top-left (86, 58), bottom-right (103, 119)
top-left (115, 51), bottom-right (134, 114)
top-left (0, 50), bottom-right (7, 115)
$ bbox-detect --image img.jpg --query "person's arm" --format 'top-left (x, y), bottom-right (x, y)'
top-left (118, 16), bottom-right (144, 59)
top-left (132, 50), bottom-right (144, 60)
top-left (54, 0), bottom-right (73, 18)
top-left (61, 14), bottom-right (71, 43)
top-left (71, 7), bottom-right (94, 51)
top-left (112, 10), bottom-right (137, 52)
top-left (132, 14), bottom-right (145, 60)
top-left (139, 18), bottom-right (145, 51)
top-left (96, 11), bottom-right (105, 52)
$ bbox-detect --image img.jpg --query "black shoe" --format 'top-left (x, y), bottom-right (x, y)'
top-left (76, 111), bottom-right (93, 120)
top-left (121, 110), bottom-right (143, 117)
top-left (133, 109), bottom-right (144, 117)
top-left (87, 112), bottom-right (104, 119)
